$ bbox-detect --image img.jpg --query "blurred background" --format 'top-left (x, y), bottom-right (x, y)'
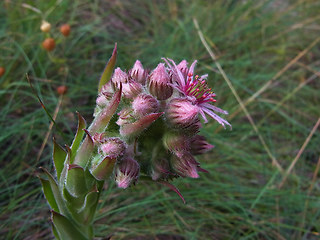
top-left (0, 0), bottom-right (319, 239)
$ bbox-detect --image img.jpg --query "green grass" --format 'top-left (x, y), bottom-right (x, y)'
top-left (1, 0), bottom-right (320, 239)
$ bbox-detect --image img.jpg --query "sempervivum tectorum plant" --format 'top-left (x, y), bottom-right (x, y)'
top-left (40, 44), bottom-right (231, 240)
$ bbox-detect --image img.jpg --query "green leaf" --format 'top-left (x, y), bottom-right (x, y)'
top-left (66, 164), bottom-right (88, 197)
top-left (53, 139), bottom-right (67, 180)
top-left (78, 188), bottom-right (99, 224)
top-left (59, 145), bottom-right (71, 189)
top-left (40, 167), bottom-right (68, 216)
top-left (51, 223), bottom-right (61, 240)
top-left (73, 130), bottom-right (94, 168)
top-left (51, 211), bottom-right (88, 240)
top-left (90, 156), bottom-right (116, 181)
top-left (98, 43), bottom-right (117, 92)
top-left (39, 177), bottom-right (59, 212)
top-left (70, 112), bottom-right (86, 163)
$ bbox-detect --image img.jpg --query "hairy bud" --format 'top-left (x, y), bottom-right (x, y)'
top-left (166, 98), bottom-right (199, 129)
top-left (190, 135), bottom-right (214, 155)
top-left (115, 157), bottom-right (140, 188)
top-left (132, 94), bottom-right (159, 117)
top-left (130, 60), bottom-right (147, 85)
top-left (148, 63), bottom-right (173, 100)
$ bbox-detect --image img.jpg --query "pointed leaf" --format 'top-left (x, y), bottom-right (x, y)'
top-left (40, 167), bottom-right (68, 215)
top-left (73, 130), bottom-right (94, 168)
top-left (89, 86), bottom-right (122, 134)
top-left (70, 112), bottom-right (86, 163)
top-left (66, 164), bottom-right (88, 197)
top-left (53, 138), bottom-right (67, 180)
top-left (90, 156), bottom-right (116, 181)
top-left (51, 223), bottom-right (61, 240)
top-left (98, 43), bottom-right (117, 92)
top-left (120, 112), bottom-right (164, 137)
top-left (51, 211), bottom-right (87, 240)
top-left (158, 180), bottom-right (186, 204)
top-left (78, 187), bottom-right (99, 224)
top-left (39, 177), bottom-right (59, 212)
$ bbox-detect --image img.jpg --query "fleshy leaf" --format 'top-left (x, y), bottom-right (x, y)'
top-left (77, 186), bottom-right (99, 224)
top-left (89, 86), bottom-right (122, 134)
top-left (120, 112), bottom-right (164, 137)
top-left (51, 211), bottom-right (87, 240)
top-left (70, 112), bottom-right (86, 163)
top-left (53, 138), bottom-right (67, 180)
top-left (73, 130), bottom-right (94, 168)
top-left (51, 223), bottom-right (61, 240)
top-left (66, 164), bottom-right (88, 197)
top-left (39, 177), bottom-right (59, 212)
top-left (90, 156), bottom-right (116, 181)
top-left (40, 167), bottom-right (68, 215)
top-left (98, 43), bottom-right (117, 92)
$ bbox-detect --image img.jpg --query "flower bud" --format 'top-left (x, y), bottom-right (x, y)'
top-left (162, 132), bottom-right (190, 152)
top-left (151, 158), bottom-right (171, 180)
top-left (190, 135), bottom-right (214, 155)
top-left (115, 157), bottom-right (140, 188)
top-left (40, 20), bottom-right (51, 32)
top-left (99, 137), bottom-right (126, 159)
top-left (177, 60), bottom-right (189, 79)
top-left (116, 108), bottom-right (135, 126)
top-left (132, 94), bottom-right (159, 117)
top-left (148, 63), bottom-right (173, 100)
top-left (122, 79), bottom-right (142, 99)
top-left (130, 60), bottom-right (147, 85)
top-left (112, 67), bottom-right (128, 88)
top-left (42, 38), bottom-right (55, 51)
top-left (97, 82), bottom-right (115, 107)
top-left (60, 24), bottom-right (71, 36)
top-left (166, 98), bottom-right (199, 129)
top-left (171, 151), bottom-right (199, 178)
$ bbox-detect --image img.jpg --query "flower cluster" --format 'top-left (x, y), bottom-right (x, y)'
top-left (91, 55), bottom-right (230, 189)
top-left (40, 46), bottom-right (231, 239)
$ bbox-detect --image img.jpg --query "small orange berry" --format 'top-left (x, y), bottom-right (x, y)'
top-left (60, 24), bottom-right (71, 37)
top-left (42, 38), bottom-right (56, 51)
top-left (0, 67), bottom-right (5, 77)
top-left (57, 85), bottom-right (68, 95)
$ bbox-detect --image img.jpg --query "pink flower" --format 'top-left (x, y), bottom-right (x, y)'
top-left (163, 58), bottom-right (231, 128)
top-left (115, 157), bottom-right (140, 188)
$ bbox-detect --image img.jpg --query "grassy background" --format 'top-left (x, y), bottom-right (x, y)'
top-left (1, 0), bottom-right (320, 239)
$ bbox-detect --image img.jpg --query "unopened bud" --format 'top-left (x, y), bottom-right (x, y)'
top-left (115, 157), bottom-right (140, 188)
top-left (116, 108), bottom-right (135, 126)
top-left (148, 63), bottom-right (173, 100)
top-left (163, 132), bottom-right (190, 152)
top-left (99, 137), bottom-right (126, 159)
top-left (190, 135), bottom-right (214, 155)
top-left (112, 67), bottom-right (128, 88)
top-left (166, 98), bottom-right (199, 129)
top-left (151, 158), bottom-right (171, 180)
top-left (122, 79), bottom-right (142, 99)
top-left (171, 151), bottom-right (199, 178)
top-left (130, 60), bottom-right (147, 85)
top-left (40, 20), bottom-right (51, 32)
top-left (132, 94), bottom-right (159, 117)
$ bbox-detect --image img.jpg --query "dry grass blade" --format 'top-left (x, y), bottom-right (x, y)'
top-left (193, 18), bottom-right (283, 172)
top-left (279, 118), bottom-right (320, 188)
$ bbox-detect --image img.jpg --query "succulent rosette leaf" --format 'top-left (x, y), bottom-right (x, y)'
top-left (40, 44), bottom-right (230, 239)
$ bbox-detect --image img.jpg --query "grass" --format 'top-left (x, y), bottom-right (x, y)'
top-left (1, 0), bottom-right (320, 239)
